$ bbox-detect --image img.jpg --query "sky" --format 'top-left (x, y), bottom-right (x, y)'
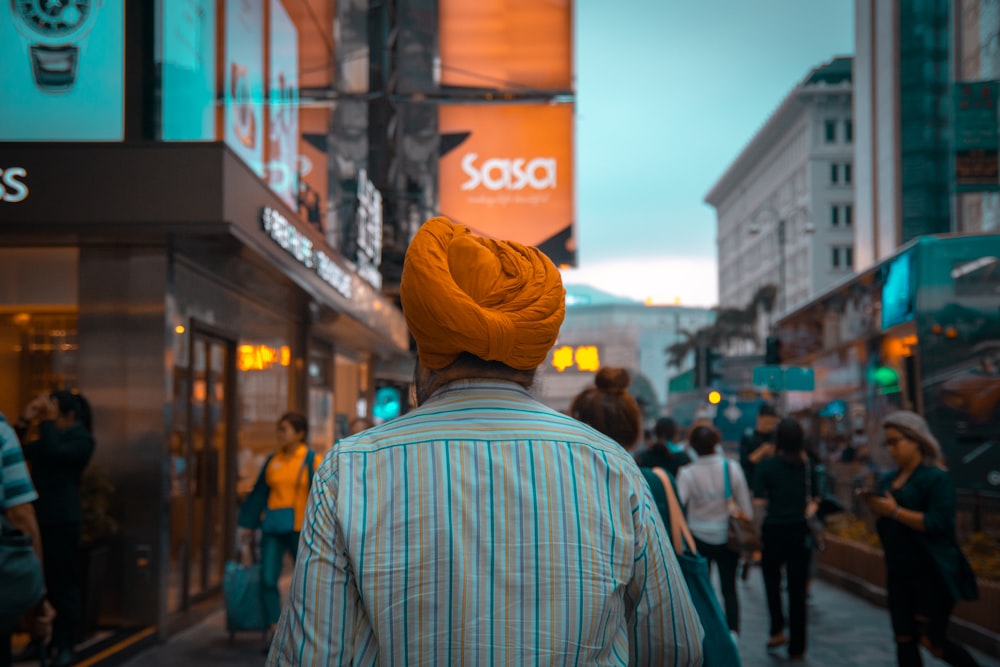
top-left (561, 0), bottom-right (854, 307)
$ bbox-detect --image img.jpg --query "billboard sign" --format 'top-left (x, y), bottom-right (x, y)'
top-left (953, 81), bottom-right (999, 192)
top-left (439, 0), bottom-right (571, 91)
top-left (439, 104), bottom-right (575, 266)
top-left (224, 0), bottom-right (265, 176)
top-left (267, 0), bottom-right (298, 207)
top-left (0, 0), bottom-right (125, 140)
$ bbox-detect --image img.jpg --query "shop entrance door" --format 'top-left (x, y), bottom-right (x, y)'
top-left (167, 326), bottom-right (236, 615)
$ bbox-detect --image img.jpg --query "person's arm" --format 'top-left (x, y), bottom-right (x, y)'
top-left (267, 459), bottom-right (359, 666)
top-left (6, 501), bottom-right (43, 561)
top-left (867, 470), bottom-right (955, 534)
top-left (22, 421), bottom-right (95, 468)
top-left (625, 482), bottom-right (704, 667)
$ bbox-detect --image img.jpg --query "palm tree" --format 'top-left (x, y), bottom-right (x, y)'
top-left (666, 329), bottom-right (699, 369)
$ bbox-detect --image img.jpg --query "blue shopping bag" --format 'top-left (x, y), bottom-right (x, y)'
top-left (223, 558), bottom-right (267, 634)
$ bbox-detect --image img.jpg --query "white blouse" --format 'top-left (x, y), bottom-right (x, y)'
top-left (676, 453), bottom-right (754, 545)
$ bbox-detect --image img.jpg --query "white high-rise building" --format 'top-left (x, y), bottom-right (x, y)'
top-left (706, 57), bottom-right (854, 322)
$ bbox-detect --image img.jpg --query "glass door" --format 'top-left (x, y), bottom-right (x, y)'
top-left (167, 326), bottom-right (236, 614)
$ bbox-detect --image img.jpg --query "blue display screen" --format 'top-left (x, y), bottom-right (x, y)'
top-left (159, 0), bottom-right (218, 141)
top-left (882, 250), bottom-right (914, 330)
top-left (0, 0), bottom-right (124, 141)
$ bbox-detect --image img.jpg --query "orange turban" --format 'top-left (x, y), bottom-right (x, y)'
top-left (400, 217), bottom-right (566, 371)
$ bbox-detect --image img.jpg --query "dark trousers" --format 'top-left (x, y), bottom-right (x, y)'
top-left (761, 522), bottom-right (811, 656)
top-left (694, 537), bottom-right (741, 633)
top-left (0, 632), bottom-right (10, 667)
top-left (41, 522), bottom-right (82, 651)
top-left (260, 531), bottom-right (299, 626)
top-left (887, 568), bottom-right (980, 667)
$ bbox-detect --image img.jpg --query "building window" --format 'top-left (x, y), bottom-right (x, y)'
top-left (831, 163), bottom-right (839, 183)
top-left (832, 246), bottom-right (841, 268)
top-left (845, 205), bottom-right (853, 226)
top-left (845, 246), bottom-right (854, 268)
top-left (844, 163), bottom-right (852, 184)
top-left (825, 120), bottom-right (837, 143)
top-left (844, 119), bottom-right (853, 143)
top-left (831, 205), bottom-right (839, 226)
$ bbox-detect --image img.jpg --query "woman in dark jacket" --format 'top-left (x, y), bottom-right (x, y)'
top-left (863, 411), bottom-right (979, 667)
top-left (752, 417), bottom-right (817, 661)
top-left (16, 391), bottom-right (96, 667)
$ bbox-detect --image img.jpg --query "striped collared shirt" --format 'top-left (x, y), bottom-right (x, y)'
top-left (0, 412), bottom-right (38, 510)
top-left (269, 380), bottom-right (703, 666)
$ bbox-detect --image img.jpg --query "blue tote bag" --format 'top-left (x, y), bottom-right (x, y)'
top-left (648, 467), bottom-right (742, 667)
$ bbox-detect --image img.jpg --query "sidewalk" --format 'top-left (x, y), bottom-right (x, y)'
top-left (124, 573), bottom-right (998, 666)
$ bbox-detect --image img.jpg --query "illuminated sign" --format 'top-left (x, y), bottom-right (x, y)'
top-left (551, 345), bottom-right (601, 373)
top-left (0, 168), bottom-right (29, 203)
top-left (440, 104), bottom-right (575, 266)
top-left (354, 169), bottom-right (383, 289)
top-left (237, 344), bottom-right (291, 371)
top-left (261, 207), bottom-right (352, 298)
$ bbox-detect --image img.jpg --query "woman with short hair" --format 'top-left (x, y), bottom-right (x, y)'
top-left (676, 425), bottom-right (752, 636)
top-left (238, 412), bottom-right (318, 649)
top-left (863, 411), bottom-right (979, 667)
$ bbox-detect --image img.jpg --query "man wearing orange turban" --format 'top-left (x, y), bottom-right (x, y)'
top-left (269, 217), bottom-right (703, 666)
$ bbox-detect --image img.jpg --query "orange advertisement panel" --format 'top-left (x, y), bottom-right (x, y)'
top-left (439, 104), bottom-right (575, 266)
top-left (439, 0), bottom-right (572, 91)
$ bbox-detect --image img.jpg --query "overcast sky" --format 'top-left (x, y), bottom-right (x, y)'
top-left (561, 0), bottom-right (854, 306)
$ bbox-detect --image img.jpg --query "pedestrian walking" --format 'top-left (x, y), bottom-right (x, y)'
top-left (15, 391), bottom-right (96, 667)
top-left (739, 402), bottom-right (779, 485)
top-left (236, 412), bottom-right (318, 652)
top-left (635, 416), bottom-right (691, 477)
top-left (0, 412), bottom-right (54, 667)
top-left (862, 411), bottom-right (980, 667)
top-left (267, 217), bottom-right (704, 665)
top-left (677, 424), bottom-right (753, 636)
top-left (753, 417), bottom-right (818, 661)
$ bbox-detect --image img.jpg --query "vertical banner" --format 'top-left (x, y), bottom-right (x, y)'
top-left (225, 0), bottom-right (265, 175)
top-left (0, 0), bottom-right (125, 140)
top-left (953, 80), bottom-right (999, 192)
top-left (439, 104), bottom-right (576, 266)
top-left (160, 0), bottom-right (217, 141)
top-left (267, 0), bottom-right (299, 207)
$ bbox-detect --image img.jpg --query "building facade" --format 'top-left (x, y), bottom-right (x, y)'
top-left (706, 57), bottom-right (855, 322)
top-left (534, 294), bottom-right (714, 419)
top-left (853, 0), bottom-right (1000, 272)
top-left (0, 0), bottom-right (411, 652)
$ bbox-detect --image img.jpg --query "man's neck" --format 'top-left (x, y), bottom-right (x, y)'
top-left (415, 361), bottom-right (533, 405)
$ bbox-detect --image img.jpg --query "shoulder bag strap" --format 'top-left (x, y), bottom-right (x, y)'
top-left (723, 459), bottom-right (733, 501)
top-left (650, 467), bottom-right (698, 556)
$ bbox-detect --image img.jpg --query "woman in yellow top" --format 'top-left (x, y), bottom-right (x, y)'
top-left (237, 412), bottom-right (317, 640)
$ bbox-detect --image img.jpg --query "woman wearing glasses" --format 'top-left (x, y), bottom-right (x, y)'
top-left (863, 411), bottom-right (979, 667)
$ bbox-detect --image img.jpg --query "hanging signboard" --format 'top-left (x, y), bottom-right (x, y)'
top-left (953, 80), bottom-right (999, 192)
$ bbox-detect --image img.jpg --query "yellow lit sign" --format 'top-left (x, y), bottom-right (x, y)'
top-left (237, 344), bottom-right (292, 371)
top-left (708, 390), bottom-right (722, 405)
top-left (551, 344), bottom-right (601, 373)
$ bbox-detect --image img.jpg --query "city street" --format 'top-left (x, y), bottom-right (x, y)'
top-left (121, 571), bottom-right (998, 667)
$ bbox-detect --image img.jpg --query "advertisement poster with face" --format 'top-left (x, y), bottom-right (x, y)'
top-left (160, 0), bottom-right (217, 141)
top-left (439, 104), bottom-right (576, 266)
top-left (0, 0), bottom-right (125, 140)
top-left (224, 0), bottom-right (264, 176)
top-left (267, 0), bottom-right (298, 207)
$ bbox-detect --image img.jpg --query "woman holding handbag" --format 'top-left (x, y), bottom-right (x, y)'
top-left (676, 425), bottom-right (753, 636)
top-left (863, 411), bottom-right (979, 667)
top-left (237, 412), bottom-right (318, 650)
top-left (570, 369), bottom-right (740, 666)
top-left (752, 417), bottom-right (818, 661)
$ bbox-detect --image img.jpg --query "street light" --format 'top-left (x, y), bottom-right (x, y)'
top-left (748, 203), bottom-right (813, 313)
